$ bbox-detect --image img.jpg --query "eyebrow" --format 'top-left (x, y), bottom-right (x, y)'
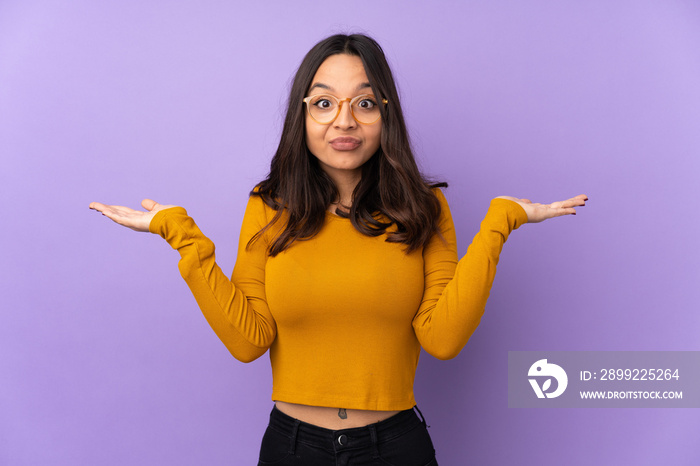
top-left (308, 82), bottom-right (372, 93)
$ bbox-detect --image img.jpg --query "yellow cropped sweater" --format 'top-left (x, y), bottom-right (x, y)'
top-left (149, 190), bottom-right (527, 411)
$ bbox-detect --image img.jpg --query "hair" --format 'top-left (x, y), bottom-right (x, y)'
top-left (251, 33), bottom-right (447, 256)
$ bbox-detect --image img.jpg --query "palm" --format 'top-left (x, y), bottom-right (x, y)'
top-left (89, 199), bottom-right (176, 232)
top-left (496, 194), bottom-right (587, 223)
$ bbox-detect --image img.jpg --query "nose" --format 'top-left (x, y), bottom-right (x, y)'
top-left (333, 98), bottom-right (356, 129)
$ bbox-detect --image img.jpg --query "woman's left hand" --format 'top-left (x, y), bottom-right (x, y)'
top-left (495, 194), bottom-right (588, 223)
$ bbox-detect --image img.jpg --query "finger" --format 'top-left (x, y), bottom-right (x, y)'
top-left (557, 195), bottom-right (587, 207)
top-left (566, 197), bottom-right (587, 207)
top-left (548, 201), bottom-right (563, 209)
top-left (89, 201), bottom-right (107, 212)
top-left (91, 203), bottom-right (124, 219)
top-left (520, 199), bottom-right (532, 204)
top-left (553, 197), bottom-right (586, 209)
top-left (543, 207), bottom-right (577, 220)
top-left (141, 199), bottom-right (160, 211)
top-left (562, 207), bottom-right (577, 216)
top-left (93, 204), bottom-right (140, 222)
top-left (90, 202), bottom-right (132, 213)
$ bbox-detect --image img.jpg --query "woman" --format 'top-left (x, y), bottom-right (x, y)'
top-left (90, 34), bottom-right (586, 466)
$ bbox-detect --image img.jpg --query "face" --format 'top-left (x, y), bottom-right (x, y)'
top-left (305, 54), bottom-right (382, 187)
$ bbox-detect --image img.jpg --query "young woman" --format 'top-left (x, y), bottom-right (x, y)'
top-left (90, 34), bottom-right (586, 466)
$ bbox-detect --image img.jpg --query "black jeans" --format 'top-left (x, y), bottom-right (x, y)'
top-left (257, 405), bottom-right (438, 466)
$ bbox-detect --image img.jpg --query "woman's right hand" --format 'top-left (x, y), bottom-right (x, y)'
top-left (88, 199), bottom-right (177, 232)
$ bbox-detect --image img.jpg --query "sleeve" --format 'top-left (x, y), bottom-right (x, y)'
top-left (412, 190), bottom-right (528, 360)
top-left (149, 196), bottom-right (276, 363)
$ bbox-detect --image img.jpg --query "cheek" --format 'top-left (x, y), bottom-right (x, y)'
top-left (368, 126), bottom-right (382, 151)
top-left (305, 119), bottom-right (326, 155)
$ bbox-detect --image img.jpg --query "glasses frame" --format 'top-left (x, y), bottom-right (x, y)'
top-left (303, 94), bottom-right (388, 125)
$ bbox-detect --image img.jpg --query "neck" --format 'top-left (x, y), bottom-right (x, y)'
top-left (335, 180), bottom-right (357, 207)
top-left (326, 169), bottom-right (360, 210)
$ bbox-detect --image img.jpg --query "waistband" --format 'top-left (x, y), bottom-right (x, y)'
top-left (267, 404), bottom-right (427, 454)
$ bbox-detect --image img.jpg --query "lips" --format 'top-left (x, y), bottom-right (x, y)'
top-left (329, 137), bottom-right (361, 151)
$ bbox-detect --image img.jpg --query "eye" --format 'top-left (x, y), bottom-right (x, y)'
top-left (314, 99), bottom-right (332, 109)
top-left (310, 96), bottom-right (335, 109)
top-left (357, 97), bottom-right (377, 109)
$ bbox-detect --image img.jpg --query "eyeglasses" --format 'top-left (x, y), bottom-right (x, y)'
top-left (303, 94), bottom-right (388, 125)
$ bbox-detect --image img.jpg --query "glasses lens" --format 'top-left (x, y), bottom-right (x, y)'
top-left (351, 95), bottom-right (381, 124)
top-left (307, 95), bottom-right (338, 124)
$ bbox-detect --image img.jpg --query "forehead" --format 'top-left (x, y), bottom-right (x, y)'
top-left (309, 54), bottom-right (370, 93)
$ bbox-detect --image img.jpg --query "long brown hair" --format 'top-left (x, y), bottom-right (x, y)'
top-left (251, 34), bottom-right (447, 256)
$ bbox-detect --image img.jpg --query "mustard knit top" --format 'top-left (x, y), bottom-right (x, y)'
top-left (149, 190), bottom-right (527, 411)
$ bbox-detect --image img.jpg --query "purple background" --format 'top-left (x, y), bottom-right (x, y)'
top-left (2, 1), bottom-right (699, 464)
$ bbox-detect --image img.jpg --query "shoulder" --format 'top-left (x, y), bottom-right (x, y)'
top-left (248, 185), bottom-right (280, 213)
top-left (430, 186), bottom-right (449, 205)
top-left (241, 187), bottom-right (287, 240)
top-left (425, 187), bottom-right (456, 240)
top-left (244, 191), bottom-right (275, 224)
top-left (429, 186), bottom-right (453, 220)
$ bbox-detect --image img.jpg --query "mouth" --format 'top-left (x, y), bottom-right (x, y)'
top-left (329, 137), bottom-right (361, 151)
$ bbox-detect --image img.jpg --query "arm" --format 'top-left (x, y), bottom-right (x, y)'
top-left (412, 191), bottom-right (526, 360)
top-left (90, 197), bottom-right (275, 362)
top-left (148, 196), bottom-right (276, 363)
top-left (412, 191), bottom-right (587, 360)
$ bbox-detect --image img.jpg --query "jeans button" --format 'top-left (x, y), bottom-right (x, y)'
top-left (337, 434), bottom-right (347, 446)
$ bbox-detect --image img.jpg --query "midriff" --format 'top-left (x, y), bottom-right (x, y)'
top-left (274, 401), bottom-right (401, 429)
